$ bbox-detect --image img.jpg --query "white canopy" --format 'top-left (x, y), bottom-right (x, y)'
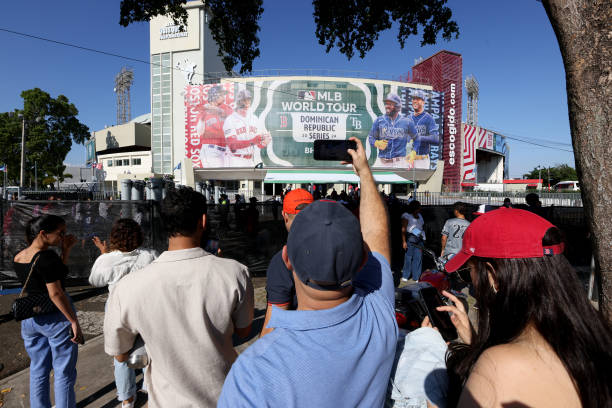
top-left (263, 170), bottom-right (413, 184)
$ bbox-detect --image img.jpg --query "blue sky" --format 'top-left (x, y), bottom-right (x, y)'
top-left (0, 0), bottom-right (574, 177)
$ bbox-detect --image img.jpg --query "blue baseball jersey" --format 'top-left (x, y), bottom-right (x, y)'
top-left (412, 112), bottom-right (440, 155)
top-left (368, 114), bottom-right (417, 159)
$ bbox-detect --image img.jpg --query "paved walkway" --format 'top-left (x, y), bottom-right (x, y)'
top-left (0, 335), bottom-right (133, 408)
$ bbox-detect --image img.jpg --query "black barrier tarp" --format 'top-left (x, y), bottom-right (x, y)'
top-left (0, 199), bottom-right (590, 288)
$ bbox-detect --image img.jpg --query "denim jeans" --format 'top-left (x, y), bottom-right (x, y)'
top-left (402, 242), bottom-right (423, 281)
top-left (105, 300), bottom-right (138, 401)
top-left (21, 311), bottom-right (78, 408)
top-left (114, 359), bottom-right (137, 401)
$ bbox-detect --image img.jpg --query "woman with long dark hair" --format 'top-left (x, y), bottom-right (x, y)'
top-left (440, 208), bottom-right (612, 407)
top-left (13, 214), bottom-right (83, 407)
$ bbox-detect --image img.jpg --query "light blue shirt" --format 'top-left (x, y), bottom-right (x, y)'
top-left (218, 252), bottom-right (398, 408)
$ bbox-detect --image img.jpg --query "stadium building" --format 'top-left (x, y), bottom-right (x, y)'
top-left (89, 1), bottom-right (512, 197)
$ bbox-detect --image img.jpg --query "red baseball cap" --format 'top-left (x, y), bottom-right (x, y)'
top-left (283, 189), bottom-right (314, 214)
top-left (445, 207), bottom-right (564, 272)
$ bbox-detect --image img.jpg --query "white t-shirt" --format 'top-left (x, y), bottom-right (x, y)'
top-left (401, 212), bottom-right (426, 240)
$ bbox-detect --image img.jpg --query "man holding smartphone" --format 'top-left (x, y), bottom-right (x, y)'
top-left (219, 138), bottom-right (398, 407)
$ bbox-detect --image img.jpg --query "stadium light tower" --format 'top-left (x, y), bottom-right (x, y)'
top-left (465, 75), bottom-right (479, 126)
top-left (114, 67), bottom-right (134, 125)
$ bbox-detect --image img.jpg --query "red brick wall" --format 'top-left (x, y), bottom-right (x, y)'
top-left (413, 51), bottom-right (463, 191)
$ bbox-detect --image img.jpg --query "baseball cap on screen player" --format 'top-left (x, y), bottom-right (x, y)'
top-left (282, 188), bottom-right (313, 214)
top-left (384, 92), bottom-right (402, 108)
top-left (287, 200), bottom-right (364, 290)
top-left (445, 207), bottom-right (565, 273)
top-left (412, 90), bottom-right (428, 100)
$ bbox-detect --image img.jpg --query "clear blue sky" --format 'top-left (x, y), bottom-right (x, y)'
top-left (0, 0), bottom-right (574, 178)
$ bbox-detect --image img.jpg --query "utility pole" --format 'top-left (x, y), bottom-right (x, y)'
top-left (20, 116), bottom-right (25, 189)
top-left (34, 161), bottom-right (37, 191)
top-left (538, 166), bottom-right (542, 190)
top-left (547, 167), bottom-right (550, 191)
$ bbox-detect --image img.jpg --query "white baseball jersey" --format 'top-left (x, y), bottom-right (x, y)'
top-left (223, 110), bottom-right (266, 157)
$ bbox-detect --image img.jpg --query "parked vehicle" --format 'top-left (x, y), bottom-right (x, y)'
top-left (554, 180), bottom-right (580, 191)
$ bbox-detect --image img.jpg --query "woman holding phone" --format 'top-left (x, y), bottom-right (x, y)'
top-left (13, 214), bottom-right (83, 408)
top-left (438, 208), bottom-right (611, 407)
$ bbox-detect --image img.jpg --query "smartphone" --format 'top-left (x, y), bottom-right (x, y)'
top-left (313, 140), bottom-right (356, 161)
top-left (419, 286), bottom-right (458, 341)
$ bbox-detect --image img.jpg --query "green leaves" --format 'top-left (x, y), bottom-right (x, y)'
top-left (0, 88), bottom-right (89, 188)
top-left (313, 0), bottom-right (459, 60)
top-left (118, 0), bottom-right (458, 73)
top-left (523, 164), bottom-right (578, 186)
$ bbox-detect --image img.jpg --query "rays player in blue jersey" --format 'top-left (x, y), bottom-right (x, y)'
top-left (409, 90), bottom-right (440, 169)
top-left (368, 93), bottom-right (417, 168)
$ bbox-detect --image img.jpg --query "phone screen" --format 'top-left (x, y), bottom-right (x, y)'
top-left (313, 140), bottom-right (356, 161)
top-left (419, 286), bottom-right (458, 341)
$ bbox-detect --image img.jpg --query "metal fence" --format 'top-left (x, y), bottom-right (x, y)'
top-left (0, 198), bottom-right (591, 290)
top-left (401, 192), bottom-right (583, 207)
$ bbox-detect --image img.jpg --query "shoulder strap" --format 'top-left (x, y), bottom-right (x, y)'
top-left (18, 253), bottom-right (42, 298)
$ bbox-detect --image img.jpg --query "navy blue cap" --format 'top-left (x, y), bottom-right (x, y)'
top-left (412, 90), bottom-right (428, 100)
top-left (384, 92), bottom-right (402, 108)
top-left (287, 200), bottom-right (364, 290)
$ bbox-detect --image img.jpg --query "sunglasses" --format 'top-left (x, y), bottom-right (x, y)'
top-left (455, 266), bottom-right (472, 284)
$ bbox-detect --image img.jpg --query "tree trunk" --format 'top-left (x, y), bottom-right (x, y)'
top-left (542, 0), bottom-right (612, 319)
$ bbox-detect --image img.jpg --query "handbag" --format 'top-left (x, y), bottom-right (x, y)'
top-left (11, 254), bottom-right (59, 321)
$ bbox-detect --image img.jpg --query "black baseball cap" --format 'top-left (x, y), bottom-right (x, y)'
top-left (287, 200), bottom-right (364, 290)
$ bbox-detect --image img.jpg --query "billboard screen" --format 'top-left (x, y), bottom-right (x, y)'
top-left (184, 79), bottom-right (443, 170)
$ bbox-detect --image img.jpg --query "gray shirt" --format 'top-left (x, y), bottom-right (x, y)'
top-left (441, 218), bottom-right (470, 256)
top-left (104, 247), bottom-right (254, 408)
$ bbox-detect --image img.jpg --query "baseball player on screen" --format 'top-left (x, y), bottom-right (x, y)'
top-left (197, 85), bottom-right (233, 167)
top-left (368, 93), bottom-right (417, 168)
top-left (223, 89), bottom-right (271, 167)
top-left (409, 90), bottom-right (440, 169)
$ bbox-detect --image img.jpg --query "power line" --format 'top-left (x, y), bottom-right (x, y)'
top-left (480, 124), bottom-right (574, 153)
top-left (0, 26), bottom-right (577, 155)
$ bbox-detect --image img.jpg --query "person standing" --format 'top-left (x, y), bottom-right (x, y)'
top-left (260, 188), bottom-right (313, 337)
top-left (401, 200), bottom-right (426, 282)
top-left (410, 90), bottom-right (440, 169)
top-left (13, 215), bottom-right (83, 408)
top-left (440, 202), bottom-right (470, 261)
top-left (368, 93), bottom-right (417, 168)
top-left (218, 137), bottom-right (397, 407)
top-left (89, 219), bottom-right (158, 408)
top-left (104, 188), bottom-right (254, 407)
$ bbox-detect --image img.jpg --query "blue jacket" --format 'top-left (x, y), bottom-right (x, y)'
top-left (368, 114), bottom-right (417, 159)
top-left (412, 112), bottom-right (440, 155)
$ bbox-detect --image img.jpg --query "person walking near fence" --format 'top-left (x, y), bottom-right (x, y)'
top-left (13, 215), bottom-right (83, 408)
top-left (89, 219), bottom-right (158, 407)
top-left (401, 200), bottom-right (426, 282)
top-left (104, 187), bottom-right (254, 407)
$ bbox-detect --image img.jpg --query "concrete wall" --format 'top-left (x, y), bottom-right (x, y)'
top-left (418, 161), bottom-right (444, 193)
top-left (97, 151), bottom-right (153, 182)
top-left (93, 123), bottom-right (151, 152)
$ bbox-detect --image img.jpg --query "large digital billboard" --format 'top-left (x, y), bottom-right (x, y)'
top-left (184, 79), bottom-right (443, 170)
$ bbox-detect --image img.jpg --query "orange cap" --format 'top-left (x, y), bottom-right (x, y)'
top-left (283, 189), bottom-right (314, 214)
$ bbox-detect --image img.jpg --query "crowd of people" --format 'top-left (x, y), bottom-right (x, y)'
top-left (10, 138), bottom-right (612, 407)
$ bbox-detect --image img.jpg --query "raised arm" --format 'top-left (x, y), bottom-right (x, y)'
top-left (346, 137), bottom-right (390, 263)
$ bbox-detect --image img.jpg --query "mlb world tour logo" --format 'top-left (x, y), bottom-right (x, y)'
top-left (281, 91), bottom-right (359, 142)
top-left (447, 83), bottom-right (458, 166)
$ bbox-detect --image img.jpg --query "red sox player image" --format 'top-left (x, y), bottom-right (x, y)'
top-left (196, 85), bottom-right (233, 167)
top-left (223, 88), bottom-right (271, 167)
